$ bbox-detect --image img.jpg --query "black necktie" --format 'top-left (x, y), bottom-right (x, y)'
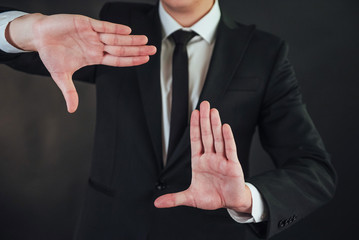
top-left (167, 30), bottom-right (197, 161)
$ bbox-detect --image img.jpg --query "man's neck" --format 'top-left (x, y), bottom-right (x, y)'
top-left (160, 0), bottom-right (215, 27)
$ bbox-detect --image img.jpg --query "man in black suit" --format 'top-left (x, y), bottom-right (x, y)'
top-left (0, 0), bottom-right (336, 239)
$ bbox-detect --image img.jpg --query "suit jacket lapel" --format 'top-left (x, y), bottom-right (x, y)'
top-left (163, 15), bottom-right (256, 173)
top-left (133, 6), bottom-right (164, 170)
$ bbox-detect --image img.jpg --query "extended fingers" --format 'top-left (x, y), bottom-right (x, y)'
top-left (99, 33), bottom-right (148, 46)
top-left (211, 108), bottom-right (225, 156)
top-left (100, 34), bottom-right (156, 63)
top-left (101, 54), bottom-right (150, 67)
top-left (90, 18), bottom-right (132, 35)
top-left (95, 22), bottom-right (156, 68)
top-left (190, 110), bottom-right (203, 158)
top-left (104, 45), bottom-right (156, 57)
top-left (200, 101), bottom-right (214, 152)
top-left (197, 101), bottom-right (237, 160)
top-left (223, 124), bottom-right (239, 162)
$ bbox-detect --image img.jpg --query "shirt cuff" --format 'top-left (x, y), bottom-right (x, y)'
top-left (227, 182), bottom-right (268, 223)
top-left (0, 11), bottom-right (29, 53)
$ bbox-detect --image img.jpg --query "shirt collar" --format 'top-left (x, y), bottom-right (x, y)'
top-left (159, 0), bottom-right (221, 44)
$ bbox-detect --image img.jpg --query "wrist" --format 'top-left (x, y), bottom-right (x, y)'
top-left (229, 185), bottom-right (253, 214)
top-left (5, 13), bottom-right (45, 51)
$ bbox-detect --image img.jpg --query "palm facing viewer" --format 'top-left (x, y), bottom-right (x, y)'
top-left (155, 101), bottom-right (252, 214)
top-left (6, 13), bottom-right (157, 112)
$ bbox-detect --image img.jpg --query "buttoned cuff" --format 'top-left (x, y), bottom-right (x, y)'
top-left (227, 182), bottom-right (268, 223)
top-left (0, 11), bottom-right (29, 53)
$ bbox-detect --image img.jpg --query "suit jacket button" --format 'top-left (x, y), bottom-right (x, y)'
top-left (156, 182), bottom-right (166, 190)
top-left (278, 220), bottom-right (285, 228)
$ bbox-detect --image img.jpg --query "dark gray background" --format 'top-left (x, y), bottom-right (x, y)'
top-left (0, 0), bottom-right (358, 239)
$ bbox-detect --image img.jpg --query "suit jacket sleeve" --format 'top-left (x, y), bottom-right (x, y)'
top-left (0, 7), bottom-right (96, 83)
top-left (247, 42), bottom-right (337, 238)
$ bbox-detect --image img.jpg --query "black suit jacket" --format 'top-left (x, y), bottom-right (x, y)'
top-left (0, 2), bottom-right (336, 239)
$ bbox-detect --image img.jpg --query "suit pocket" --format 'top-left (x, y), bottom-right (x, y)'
top-left (227, 77), bottom-right (260, 91)
top-left (83, 178), bottom-right (115, 230)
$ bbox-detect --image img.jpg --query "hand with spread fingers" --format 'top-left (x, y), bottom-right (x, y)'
top-left (6, 13), bottom-right (157, 113)
top-left (155, 101), bottom-right (252, 214)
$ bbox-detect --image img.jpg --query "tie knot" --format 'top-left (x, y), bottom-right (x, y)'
top-left (170, 30), bottom-right (197, 46)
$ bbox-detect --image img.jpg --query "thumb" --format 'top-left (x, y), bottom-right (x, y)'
top-left (51, 72), bottom-right (79, 113)
top-left (154, 191), bottom-right (192, 208)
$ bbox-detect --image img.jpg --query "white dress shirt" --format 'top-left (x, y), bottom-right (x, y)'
top-left (0, 11), bottom-right (28, 53)
top-left (0, 1), bottom-right (267, 223)
top-left (158, 0), bottom-right (266, 223)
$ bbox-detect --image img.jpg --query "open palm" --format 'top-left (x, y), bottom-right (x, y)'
top-left (18, 14), bottom-right (156, 112)
top-left (155, 101), bottom-right (252, 213)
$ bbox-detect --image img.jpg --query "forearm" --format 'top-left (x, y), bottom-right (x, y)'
top-left (0, 11), bottom-right (28, 53)
top-left (249, 42), bottom-right (337, 238)
top-left (5, 13), bottom-right (46, 52)
top-left (0, 10), bottom-right (47, 53)
top-left (227, 182), bottom-right (268, 223)
top-left (0, 11), bottom-right (49, 76)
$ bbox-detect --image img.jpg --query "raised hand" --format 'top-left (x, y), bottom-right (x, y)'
top-left (155, 101), bottom-right (252, 214)
top-left (6, 13), bottom-right (157, 113)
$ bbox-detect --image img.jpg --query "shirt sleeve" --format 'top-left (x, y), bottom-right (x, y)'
top-left (0, 11), bottom-right (29, 53)
top-left (227, 182), bottom-right (268, 223)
